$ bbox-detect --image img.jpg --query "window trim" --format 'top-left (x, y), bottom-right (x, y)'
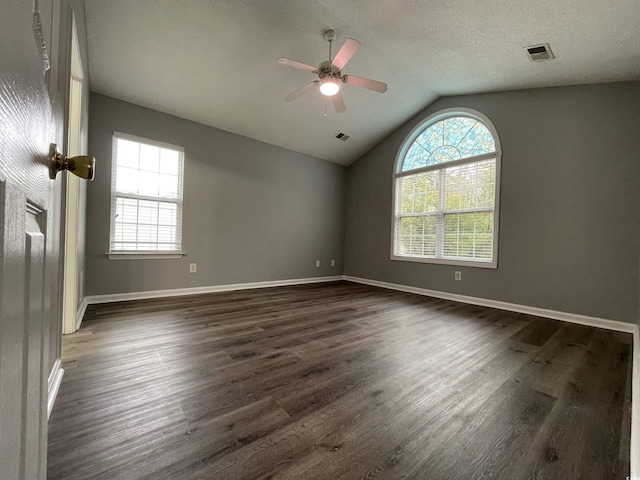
top-left (390, 107), bottom-right (502, 269)
top-left (108, 131), bottom-right (185, 259)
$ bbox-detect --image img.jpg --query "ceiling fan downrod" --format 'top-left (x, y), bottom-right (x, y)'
top-left (324, 29), bottom-right (336, 61)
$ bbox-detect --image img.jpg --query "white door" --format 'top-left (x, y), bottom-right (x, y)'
top-left (0, 1), bottom-right (61, 478)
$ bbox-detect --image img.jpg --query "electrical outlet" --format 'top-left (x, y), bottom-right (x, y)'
top-left (189, 263), bottom-right (197, 273)
top-left (330, 259), bottom-right (335, 267)
top-left (315, 260), bottom-right (320, 268)
top-left (454, 271), bottom-right (461, 281)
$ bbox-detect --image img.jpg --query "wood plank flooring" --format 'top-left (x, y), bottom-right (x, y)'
top-left (47, 281), bottom-right (632, 479)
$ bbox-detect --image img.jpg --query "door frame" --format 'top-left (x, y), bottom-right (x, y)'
top-left (60, 10), bottom-right (85, 335)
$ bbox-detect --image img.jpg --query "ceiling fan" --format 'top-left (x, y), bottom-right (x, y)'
top-left (277, 29), bottom-right (388, 113)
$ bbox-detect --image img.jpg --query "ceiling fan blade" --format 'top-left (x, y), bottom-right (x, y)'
top-left (277, 57), bottom-right (317, 73)
top-left (343, 75), bottom-right (388, 93)
top-left (284, 81), bottom-right (319, 102)
top-left (332, 38), bottom-right (360, 70)
top-left (332, 91), bottom-right (346, 113)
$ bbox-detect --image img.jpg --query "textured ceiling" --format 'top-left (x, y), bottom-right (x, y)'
top-left (84, 0), bottom-right (640, 165)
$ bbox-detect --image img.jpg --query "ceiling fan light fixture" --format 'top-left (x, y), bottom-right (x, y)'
top-left (319, 78), bottom-right (340, 96)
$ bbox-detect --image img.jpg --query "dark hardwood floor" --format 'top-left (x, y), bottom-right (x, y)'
top-left (47, 281), bottom-right (632, 479)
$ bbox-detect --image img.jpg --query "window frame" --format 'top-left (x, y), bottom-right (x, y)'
top-left (390, 108), bottom-right (502, 269)
top-left (108, 131), bottom-right (186, 260)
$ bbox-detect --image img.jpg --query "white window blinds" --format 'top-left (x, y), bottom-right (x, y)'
top-left (110, 132), bottom-right (184, 253)
top-left (394, 158), bottom-right (496, 261)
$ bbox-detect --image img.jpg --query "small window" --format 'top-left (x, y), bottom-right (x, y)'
top-left (109, 132), bottom-right (184, 255)
top-left (392, 109), bottom-right (501, 268)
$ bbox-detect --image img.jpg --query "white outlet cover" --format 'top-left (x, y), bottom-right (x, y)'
top-left (190, 263), bottom-right (197, 273)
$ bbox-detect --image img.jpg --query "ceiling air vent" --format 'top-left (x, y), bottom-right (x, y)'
top-left (524, 43), bottom-right (554, 62)
top-left (335, 132), bottom-right (350, 141)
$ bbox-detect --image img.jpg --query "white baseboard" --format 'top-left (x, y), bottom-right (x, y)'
top-left (344, 275), bottom-right (636, 333)
top-left (85, 276), bottom-right (344, 305)
top-left (75, 296), bottom-right (87, 331)
top-left (47, 359), bottom-right (64, 420)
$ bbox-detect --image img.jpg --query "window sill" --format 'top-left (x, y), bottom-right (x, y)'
top-left (390, 254), bottom-right (497, 269)
top-left (107, 252), bottom-right (186, 260)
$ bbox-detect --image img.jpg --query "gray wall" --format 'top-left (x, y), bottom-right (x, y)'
top-left (86, 93), bottom-right (345, 295)
top-left (345, 82), bottom-right (640, 324)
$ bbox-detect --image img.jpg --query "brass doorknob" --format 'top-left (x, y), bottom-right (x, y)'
top-left (50, 144), bottom-right (95, 180)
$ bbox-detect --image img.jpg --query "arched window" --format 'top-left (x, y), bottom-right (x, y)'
top-left (392, 108), bottom-right (501, 267)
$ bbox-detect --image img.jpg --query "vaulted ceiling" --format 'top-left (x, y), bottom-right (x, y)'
top-left (84, 0), bottom-right (640, 165)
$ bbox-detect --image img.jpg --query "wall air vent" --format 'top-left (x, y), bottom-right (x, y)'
top-left (524, 43), bottom-right (555, 62)
top-left (335, 132), bottom-right (350, 141)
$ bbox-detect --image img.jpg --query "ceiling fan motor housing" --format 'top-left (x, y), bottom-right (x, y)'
top-left (317, 61), bottom-right (342, 81)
